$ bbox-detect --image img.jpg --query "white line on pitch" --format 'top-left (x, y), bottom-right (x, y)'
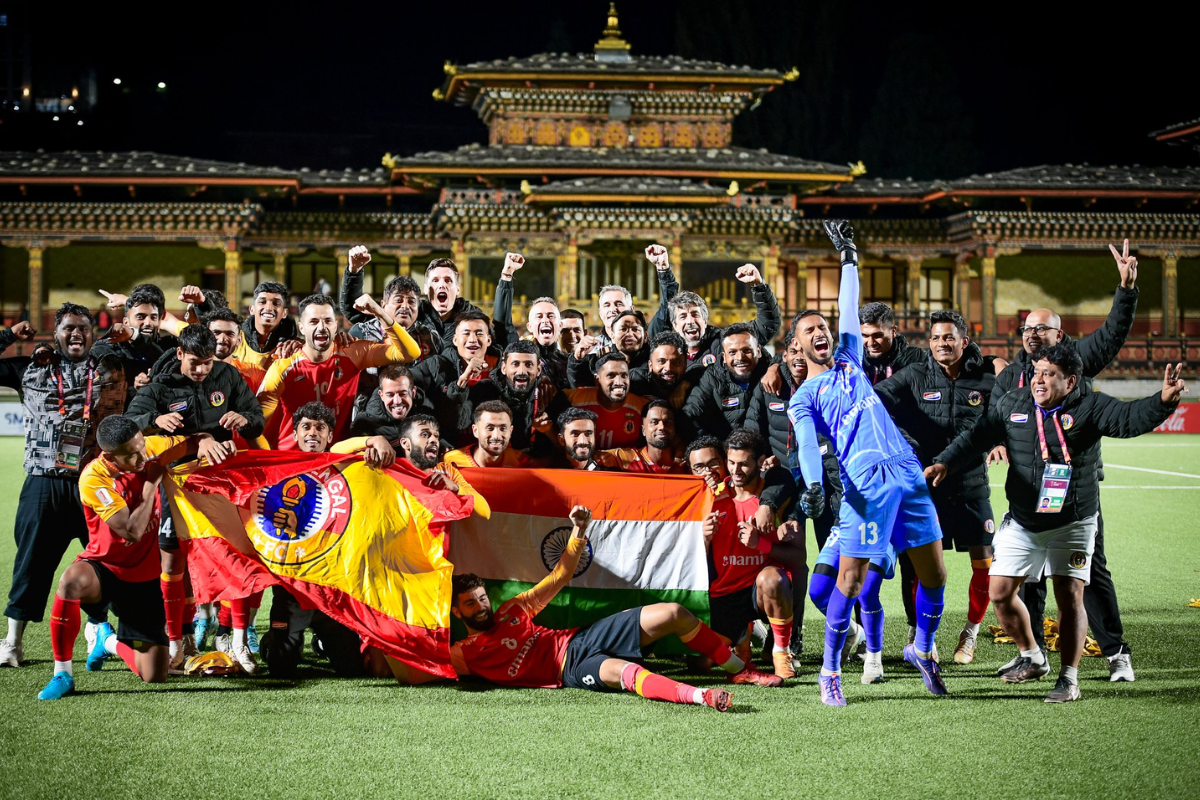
top-left (1103, 463), bottom-right (1200, 480)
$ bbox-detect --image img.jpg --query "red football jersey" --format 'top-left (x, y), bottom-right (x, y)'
top-left (450, 601), bottom-right (577, 688)
top-left (708, 493), bottom-right (775, 598)
top-left (565, 388), bottom-right (647, 450)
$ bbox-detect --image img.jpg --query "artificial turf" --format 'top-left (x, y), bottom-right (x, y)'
top-left (0, 435), bottom-right (1197, 799)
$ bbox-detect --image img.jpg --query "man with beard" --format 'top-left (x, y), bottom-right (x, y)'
top-left (858, 302), bottom-right (926, 385)
top-left (990, 240), bottom-right (1140, 681)
top-left (644, 244), bottom-right (781, 372)
top-left (449, 340), bottom-right (569, 455)
top-left (699, 429), bottom-right (801, 682)
top-left (350, 363), bottom-right (431, 440)
top-left (569, 310), bottom-right (648, 387)
top-left (339, 245), bottom-right (442, 358)
top-left (257, 294), bottom-right (421, 449)
top-left (201, 308), bottom-right (269, 393)
top-left (441, 401), bottom-right (529, 483)
top-left (409, 311), bottom-right (497, 441)
top-left (559, 310), bottom-right (586, 358)
top-left (584, 283), bottom-right (635, 356)
top-left (491, 252), bottom-right (569, 387)
top-left (788, 221), bottom-right (949, 706)
top-left (94, 284), bottom-right (178, 400)
top-left (417, 257), bottom-right (487, 342)
top-left (393, 413), bottom-right (485, 518)
top-left (450, 505), bottom-right (746, 710)
top-left (551, 408), bottom-right (611, 471)
top-left (566, 353), bottom-right (647, 450)
top-left (0, 304), bottom-right (127, 668)
top-left (682, 323), bottom-right (768, 440)
top-left (874, 309), bottom-right (1008, 664)
top-left (597, 401), bottom-right (687, 474)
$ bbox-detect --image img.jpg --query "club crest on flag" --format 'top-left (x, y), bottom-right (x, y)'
top-left (250, 466), bottom-right (352, 565)
top-left (540, 526), bottom-right (593, 577)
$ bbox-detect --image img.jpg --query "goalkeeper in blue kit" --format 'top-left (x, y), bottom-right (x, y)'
top-left (787, 220), bottom-right (950, 706)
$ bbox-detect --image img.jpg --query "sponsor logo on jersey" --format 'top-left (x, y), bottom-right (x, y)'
top-left (819, 384), bottom-right (830, 395)
top-left (769, 401), bottom-right (785, 412)
top-left (968, 391), bottom-right (983, 406)
top-left (923, 391), bottom-right (942, 401)
top-left (249, 465), bottom-right (352, 566)
top-left (723, 397), bottom-right (740, 408)
top-left (169, 400), bottom-right (188, 412)
top-left (722, 553), bottom-right (765, 567)
top-left (1061, 413), bottom-right (1074, 430)
top-left (1010, 413), bottom-right (1028, 423)
top-left (1068, 551), bottom-right (1087, 569)
top-left (540, 526), bottom-right (594, 577)
top-left (209, 391), bottom-right (225, 407)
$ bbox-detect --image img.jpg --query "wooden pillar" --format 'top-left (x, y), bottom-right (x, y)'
top-left (761, 242), bottom-right (781, 300)
top-left (795, 259), bottom-right (807, 313)
top-left (559, 237), bottom-right (578, 308)
top-left (955, 256), bottom-right (971, 319)
top-left (398, 253), bottom-right (412, 276)
top-left (981, 254), bottom-right (998, 336)
top-left (451, 239), bottom-right (468, 301)
top-left (27, 244), bottom-right (43, 330)
top-left (224, 239), bottom-right (242, 308)
top-left (273, 250), bottom-right (288, 284)
top-left (906, 257), bottom-right (923, 317)
top-left (1163, 253), bottom-right (1179, 337)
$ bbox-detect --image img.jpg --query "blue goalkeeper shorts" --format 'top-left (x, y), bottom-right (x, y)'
top-left (816, 525), bottom-right (896, 578)
top-left (837, 454), bottom-right (942, 559)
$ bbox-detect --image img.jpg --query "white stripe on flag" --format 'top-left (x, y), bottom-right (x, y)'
top-left (449, 512), bottom-right (708, 593)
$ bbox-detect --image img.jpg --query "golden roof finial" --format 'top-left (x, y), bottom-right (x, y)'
top-left (381, 153), bottom-right (397, 169)
top-left (432, 88), bottom-right (446, 101)
top-left (520, 180), bottom-right (533, 195)
top-left (782, 66), bottom-right (799, 82)
top-left (594, 2), bottom-right (632, 61)
top-left (443, 60), bottom-right (457, 76)
top-left (849, 160), bottom-right (867, 177)
top-left (726, 180), bottom-right (739, 196)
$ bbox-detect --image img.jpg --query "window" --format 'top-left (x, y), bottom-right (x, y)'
top-left (922, 267), bottom-right (952, 311)
top-left (807, 265), bottom-right (896, 313)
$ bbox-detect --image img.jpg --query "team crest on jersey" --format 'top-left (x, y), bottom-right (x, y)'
top-left (209, 391), bottom-right (225, 407)
top-left (923, 392), bottom-right (942, 401)
top-left (332, 363), bottom-right (343, 381)
top-left (1061, 414), bottom-right (1074, 430)
top-left (1010, 413), bottom-right (1028, 423)
top-left (1068, 551), bottom-right (1087, 569)
top-left (249, 466), bottom-right (352, 566)
top-left (540, 526), bottom-right (594, 577)
top-left (169, 400), bottom-right (188, 412)
top-left (769, 401), bottom-right (785, 412)
top-left (701, 353), bottom-right (717, 367)
top-left (723, 397), bottom-right (740, 408)
top-left (968, 391), bottom-right (983, 406)
top-left (985, 519), bottom-right (995, 533)
top-left (624, 418), bottom-right (636, 434)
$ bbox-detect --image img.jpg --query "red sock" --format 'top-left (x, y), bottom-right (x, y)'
top-left (620, 663), bottom-right (701, 705)
top-left (230, 597), bottom-right (251, 629)
top-left (49, 595), bottom-right (81, 663)
top-left (769, 616), bottom-right (793, 651)
top-left (162, 573), bottom-right (185, 641)
top-left (968, 559), bottom-right (993, 625)
top-left (680, 621), bottom-right (735, 667)
top-left (217, 601), bottom-right (232, 628)
top-left (182, 599), bottom-right (196, 635)
top-left (115, 641), bottom-right (142, 677)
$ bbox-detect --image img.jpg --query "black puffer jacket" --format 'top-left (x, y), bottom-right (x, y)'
top-left (349, 383), bottom-right (434, 441)
top-left (648, 269), bottom-right (783, 360)
top-left (417, 297), bottom-right (486, 343)
top-left (126, 355), bottom-right (264, 442)
top-left (682, 358), bottom-right (769, 440)
top-left (239, 313), bottom-right (299, 355)
top-left (874, 343), bottom-right (1000, 499)
top-left (446, 368), bottom-right (570, 454)
top-left (862, 333), bottom-right (925, 385)
top-left (936, 384), bottom-right (1174, 532)
top-left (744, 366), bottom-right (842, 497)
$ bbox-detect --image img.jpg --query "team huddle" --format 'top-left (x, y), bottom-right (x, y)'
top-left (0, 220), bottom-right (1184, 709)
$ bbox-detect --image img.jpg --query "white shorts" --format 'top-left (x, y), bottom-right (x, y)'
top-left (990, 512), bottom-right (1099, 584)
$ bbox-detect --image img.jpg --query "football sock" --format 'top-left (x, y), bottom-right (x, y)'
top-left (217, 601), bottom-right (232, 628)
top-left (162, 572), bottom-right (185, 642)
top-left (182, 599), bottom-right (196, 636)
top-left (230, 597), bottom-right (251, 630)
top-left (914, 583), bottom-right (945, 659)
top-left (115, 641), bottom-right (141, 677)
top-left (4, 617), bottom-right (27, 646)
top-left (1061, 665), bottom-right (1078, 685)
top-left (860, 568), bottom-right (885, 654)
top-left (808, 570), bottom-right (837, 614)
top-left (49, 595), bottom-right (81, 670)
top-left (768, 616), bottom-right (793, 653)
top-left (967, 559), bottom-right (992, 625)
top-left (822, 586), bottom-right (853, 674)
top-left (1020, 647), bottom-right (1046, 666)
top-left (620, 663), bottom-right (705, 706)
top-left (247, 590), bottom-right (264, 624)
top-left (679, 621), bottom-right (742, 672)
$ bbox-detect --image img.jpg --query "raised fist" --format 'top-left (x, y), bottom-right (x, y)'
top-left (9, 321), bottom-right (35, 341)
top-left (348, 245), bottom-right (371, 274)
top-left (179, 286), bottom-right (205, 305)
top-left (822, 219), bottom-right (857, 263)
top-left (502, 252), bottom-right (525, 279)
top-left (735, 264), bottom-right (763, 286)
top-left (645, 244), bottom-right (670, 272)
top-left (568, 504), bottom-right (593, 529)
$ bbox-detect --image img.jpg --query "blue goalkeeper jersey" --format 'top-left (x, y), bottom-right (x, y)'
top-left (788, 262), bottom-right (915, 487)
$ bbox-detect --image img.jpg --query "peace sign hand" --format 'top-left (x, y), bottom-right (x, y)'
top-left (1161, 362), bottom-right (1187, 403)
top-left (1108, 238), bottom-right (1138, 289)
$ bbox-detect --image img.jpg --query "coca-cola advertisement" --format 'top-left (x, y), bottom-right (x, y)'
top-left (1153, 403), bottom-right (1200, 433)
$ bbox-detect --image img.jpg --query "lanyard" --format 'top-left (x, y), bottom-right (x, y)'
top-left (1019, 370), bottom-right (1025, 389)
top-left (55, 356), bottom-right (95, 420)
top-left (1034, 406), bottom-right (1070, 465)
top-left (871, 363), bottom-right (891, 385)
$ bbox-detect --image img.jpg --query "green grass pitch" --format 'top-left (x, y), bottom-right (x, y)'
top-left (0, 435), bottom-right (1197, 798)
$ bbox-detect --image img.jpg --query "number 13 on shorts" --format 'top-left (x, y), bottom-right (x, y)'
top-left (859, 521), bottom-right (879, 545)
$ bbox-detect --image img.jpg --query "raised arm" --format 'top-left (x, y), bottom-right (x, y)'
top-left (512, 505), bottom-right (592, 617)
top-left (491, 252), bottom-right (524, 349)
top-left (645, 244), bottom-right (677, 337)
top-left (1092, 364), bottom-right (1183, 438)
top-left (1077, 240), bottom-right (1139, 378)
top-left (349, 297), bottom-right (422, 367)
top-left (734, 264), bottom-right (782, 349)
top-left (826, 220), bottom-right (863, 357)
top-left (340, 245), bottom-right (372, 324)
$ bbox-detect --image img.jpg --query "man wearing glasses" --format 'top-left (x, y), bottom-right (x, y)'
top-left (990, 239), bottom-right (1140, 682)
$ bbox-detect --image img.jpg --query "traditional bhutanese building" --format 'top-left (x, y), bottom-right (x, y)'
top-left (1, 5), bottom-right (1198, 374)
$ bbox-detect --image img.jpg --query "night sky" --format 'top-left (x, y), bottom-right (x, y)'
top-left (9, 0), bottom-right (1197, 180)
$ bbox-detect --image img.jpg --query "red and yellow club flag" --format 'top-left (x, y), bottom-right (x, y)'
top-left (164, 450), bottom-right (474, 678)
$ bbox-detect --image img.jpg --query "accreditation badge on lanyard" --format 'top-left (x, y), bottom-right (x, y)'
top-left (53, 357), bottom-right (95, 472)
top-left (1035, 407), bottom-right (1071, 513)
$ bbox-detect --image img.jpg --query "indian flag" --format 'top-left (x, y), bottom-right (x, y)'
top-left (448, 468), bottom-right (712, 648)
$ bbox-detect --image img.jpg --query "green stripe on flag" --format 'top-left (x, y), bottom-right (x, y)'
top-left (478, 580), bottom-right (710, 655)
